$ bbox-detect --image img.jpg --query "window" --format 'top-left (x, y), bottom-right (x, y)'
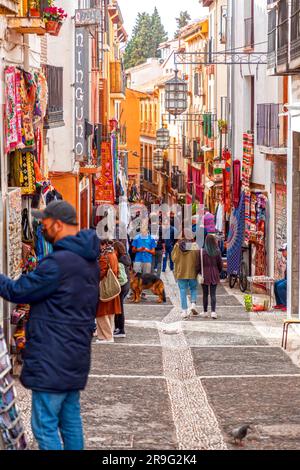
top-left (219, 6), bottom-right (227, 44)
top-left (43, 65), bottom-right (64, 129)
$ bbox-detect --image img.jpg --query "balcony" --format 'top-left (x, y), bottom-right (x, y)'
top-left (290, 0), bottom-right (300, 70)
top-left (110, 60), bottom-right (126, 97)
top-left (7, 0), bottom-right (51, 35)
top-left (0, 0), bottom-right (18, 14)
top-left (257, 103), bottom-right (287, 154)
top-left (244, 17), bottom-right (254, 50)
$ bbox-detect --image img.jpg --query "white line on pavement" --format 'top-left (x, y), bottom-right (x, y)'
top-left (88, 374), bottom-right (164, 379)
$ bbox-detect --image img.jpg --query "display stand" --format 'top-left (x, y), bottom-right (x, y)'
top-left (247, 276), bottom-right (275, 311)
top-left (0, 327), bottom-right (27, 450)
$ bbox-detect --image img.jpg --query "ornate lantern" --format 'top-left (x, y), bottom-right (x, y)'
top-left (165, 70), bottom-right (188, 117)
top-left (153, 149), bottom-right (164, 170)
top-left (156, 127), bottom-right (170, 149)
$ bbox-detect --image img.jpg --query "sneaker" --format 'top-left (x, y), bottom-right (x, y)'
top-left (199, 312), bottom-right (209, 318)
top-left (181, 310), bottom-right (190, 320)
top-left (95, 338), bottom-right (114, 344)
top-left (211, 312), bottom-right (218, 319)
top-left (190, 303), bottom-right (199, 316)
top-left (114, 330), bottom-right (126, 338)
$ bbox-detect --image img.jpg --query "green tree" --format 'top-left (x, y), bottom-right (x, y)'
top-left (174, 10), bottom-right (191, 38)
top-left (124, 9), bottom-right (168, 69)
top-left (151, 7), bottom-right (168, 58)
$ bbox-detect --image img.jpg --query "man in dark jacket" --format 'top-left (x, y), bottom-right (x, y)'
top-left (0, 201), bottom-right (100, 450)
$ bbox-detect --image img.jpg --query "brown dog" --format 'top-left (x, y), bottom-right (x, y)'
top-left (130, 272), bottom-right (166, 303)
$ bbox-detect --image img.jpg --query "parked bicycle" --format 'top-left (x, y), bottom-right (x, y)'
top-left (228, 247), bottom-right (249, 293)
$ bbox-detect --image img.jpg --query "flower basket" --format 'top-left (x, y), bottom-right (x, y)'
top-left (46, 20), bottom-right (59, 35)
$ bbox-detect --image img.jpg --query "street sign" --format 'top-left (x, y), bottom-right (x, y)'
top-left (75, 8), bottom-right (101, 27)
top-left (75, 27), bottom-right (89, 162)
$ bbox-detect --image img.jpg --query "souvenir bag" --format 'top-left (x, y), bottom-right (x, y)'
top-left (118, 262), bottom-right (128, 287)
top-left (197, 249), bottom-right (204, 285)
top-left (100, 256), bottom-right (121, 302)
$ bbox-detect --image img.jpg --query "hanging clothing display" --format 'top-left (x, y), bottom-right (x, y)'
top-left (95, 142), bottom-right (115, 204)
top-left (233, 160), bottom-right (241, 209)
top-left (227, 192), bottom-right (245, 275)
top-left (222, 149), bottom-right (231, 215)
top-left (215, 203), bottom-right (224, 232)
top-left (11, 151), bottom-right (36, 195)
top-left (5, 67), bottom-right (22, 152)
top-left (242, 133), bottom-right (254, 189)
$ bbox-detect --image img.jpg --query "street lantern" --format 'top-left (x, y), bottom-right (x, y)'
top-left (156, 127), bottom-right (170, 149)
top-left (153, 149), bottom-right (164, 170)
top-left (165, 70), bottom-right (188, 117)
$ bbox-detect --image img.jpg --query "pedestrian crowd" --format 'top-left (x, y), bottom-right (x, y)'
top-left (0, 201), bottom-right (225, 450)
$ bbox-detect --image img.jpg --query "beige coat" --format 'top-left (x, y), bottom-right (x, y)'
top-left (171, 242), bottom-right (200, 280)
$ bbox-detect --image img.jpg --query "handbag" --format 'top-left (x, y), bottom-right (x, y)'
top-left (100, 256), bottom-right (121, 302)
top-left (118, 262), bottom-right (128, 287)
top-left (197, 249), bottom-right (204, 284)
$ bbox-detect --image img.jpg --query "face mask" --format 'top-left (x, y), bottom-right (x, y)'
top-left (42, 221), bottom-right (57, 245)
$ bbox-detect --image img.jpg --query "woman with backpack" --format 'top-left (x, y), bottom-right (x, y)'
top-left (113, 241), bottom-right (131, 338)
top-left (198, 234), bottom-right (223, 319)
top-left (96, 240), bottom-right (121, 343)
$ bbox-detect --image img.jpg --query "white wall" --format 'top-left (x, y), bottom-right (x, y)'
top-left (47, 1), bottom-right (76, 173)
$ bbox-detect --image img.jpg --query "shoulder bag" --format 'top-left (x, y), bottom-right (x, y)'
top-left (100, 256), bottom-right (121, 302)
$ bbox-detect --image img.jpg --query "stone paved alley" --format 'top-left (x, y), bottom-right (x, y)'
top-left (17, 272), bottom-right (300, 450)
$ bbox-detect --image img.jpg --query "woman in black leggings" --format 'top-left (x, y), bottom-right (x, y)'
top-left (199, 234), bottom-right (223, 319)
top-left (113, 241), bottom-right (131, 337)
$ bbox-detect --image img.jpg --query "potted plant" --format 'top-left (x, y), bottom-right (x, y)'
top-left (218, 119), bottom-right (228, 134)
top-left (43, 5), bottom-right (67, 36)
top-left (29, 0), bottom-right (40, 17)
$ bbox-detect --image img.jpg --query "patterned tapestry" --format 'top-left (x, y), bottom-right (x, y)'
top-left (227, 192), bottom-right (245, 275)
top-left (95, 142), bottom-right (115, 204)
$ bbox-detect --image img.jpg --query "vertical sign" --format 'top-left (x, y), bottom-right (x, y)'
top-left (75, 26), bottom-right (89, 162)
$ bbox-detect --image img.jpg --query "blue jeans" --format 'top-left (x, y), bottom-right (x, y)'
top-left (31, 391), bottom-right (84, 450)
top-left (162, 246), bottom-right (174, 272)
top-left (177, 279), bottom-right (198, 310)
top-left (274, 279), bottom-right (287, 307)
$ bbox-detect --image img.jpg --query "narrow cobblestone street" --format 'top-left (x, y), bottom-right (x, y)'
top-left (79, 272), bottom-right (300, 450)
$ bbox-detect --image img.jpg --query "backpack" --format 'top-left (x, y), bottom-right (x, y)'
top-left (118, 262), bottom-right (128, 287)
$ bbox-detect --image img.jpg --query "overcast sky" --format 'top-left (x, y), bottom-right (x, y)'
top-left (118, 0), bottom-right (207, 39)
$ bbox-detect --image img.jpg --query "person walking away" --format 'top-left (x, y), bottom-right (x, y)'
top-left (199, 234), bottom-right (223, 319)
top-left (113, 241), bottom-right (131, 338)
top-left (96, 240), bottom-right (122, 343)
top-left (132, 225), bottom-right (156, 274)
top-left (274, 243), bottom-right (287, 311)
top-left (152, 217), bottom-right (164, 278)
top-left (0, 201), bottom-right (100, 450)
top-left (204, 207), bottom-right (216, 239)
top-left (162, 219), bottom-right (176, 273)
top-left (171, 230), bottom-right (200, 319)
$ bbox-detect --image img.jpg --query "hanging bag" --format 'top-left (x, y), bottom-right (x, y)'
top-left (100, 256), bottom-right (121, 302)
top-left (197, 249), bottom-right (204, 285)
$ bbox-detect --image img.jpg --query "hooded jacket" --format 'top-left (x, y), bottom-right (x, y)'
top-left (0, 230), bottom-right (100, 393)
top-left (171, 241), bottom-right (200, 280)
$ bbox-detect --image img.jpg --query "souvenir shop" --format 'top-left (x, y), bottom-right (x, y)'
top-left (214, 134), bottom-right (269, 280)
top-left (1, 65), bottom-right (62, 449)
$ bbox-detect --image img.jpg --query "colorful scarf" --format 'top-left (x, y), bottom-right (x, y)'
top-left (227, 192), bottom-right (245, 275)
top-left (19, 71), bottom-right (36, 147)
top-left (11, 151), bottom-right (36, 195)
top-left (5, 67), bottom-right (23, 152)
top-left (233, 160), bottom-right (241, 209)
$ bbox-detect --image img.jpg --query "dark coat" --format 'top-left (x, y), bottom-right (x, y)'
top-left (0, 230), bottom-right (100, 393)
top-left (199, 249), bottom-right (223, 285)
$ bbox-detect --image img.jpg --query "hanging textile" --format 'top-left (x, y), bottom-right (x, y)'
top-left (34, 71), bottom-right (48, 123)
top-left (19, 71), bottom-right (36, 147)
top-left (227, 192), bottom-right (245, 275)
top-left (5, 67), bottom-right (23, 152)
top-left (215, 203), bottom-right (224, 232)
top-left (222, 149), bottom-right (231, 215)
top-left (95, 142), bottom-right (115, 204)
top-left (255, 194), bottom-right (267, 276)
top-left (11, 151), bottom-right (36, 195)
top-left (242, 133), bottom-right (254, 189)
top-left (233, 160), bottom-right (241, 209)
